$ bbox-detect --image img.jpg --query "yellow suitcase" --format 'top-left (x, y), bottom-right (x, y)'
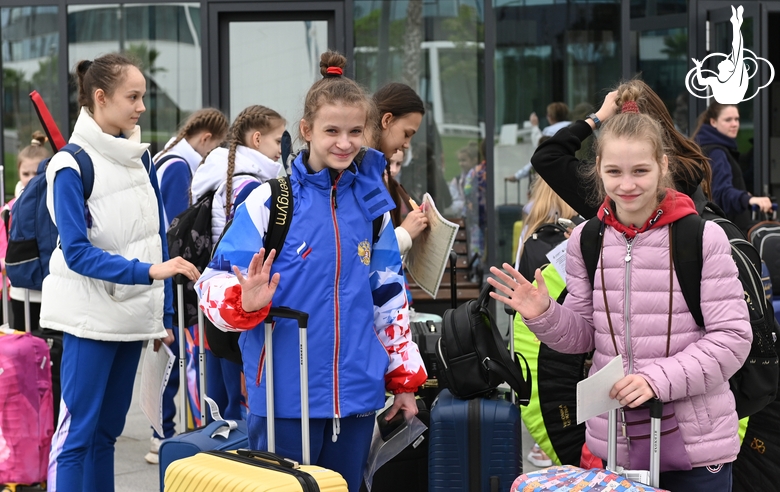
top-left (164, 449), bottom-right (347, 491)
top-left (165, 307), bottom-right (348, 491)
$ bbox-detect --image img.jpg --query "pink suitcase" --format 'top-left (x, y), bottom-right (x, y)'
top-left (0, 331), bottom-right (55, 486)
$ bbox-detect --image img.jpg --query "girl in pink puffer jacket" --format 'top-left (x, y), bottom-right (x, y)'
top-left (490, 106), bottom-right (751, 491)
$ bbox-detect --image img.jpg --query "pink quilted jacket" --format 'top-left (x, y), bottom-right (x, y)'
top-left (524, 218), bottom-right (751, 469)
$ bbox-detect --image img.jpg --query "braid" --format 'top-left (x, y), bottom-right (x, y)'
top-left (162, 108), bottom-right (229, 156)
top-left (223, 105), bottom-right (285, 215)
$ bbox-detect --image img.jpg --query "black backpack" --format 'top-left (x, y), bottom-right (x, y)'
top-left (436, 283), bottom-right (532, 402)
top-left (580, 208), bottom-right (779, 419)
top-left (517, 218), bottom-right (583, 282)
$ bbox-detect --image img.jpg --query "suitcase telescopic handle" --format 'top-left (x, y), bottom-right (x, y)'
top-left (608, 399), bottom-right (663, 488)
top-left (264, 306), bottom-right (311, 465)
top-left (267, 307), bottom-right (308, 329)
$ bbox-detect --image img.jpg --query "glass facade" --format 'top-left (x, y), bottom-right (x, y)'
top-left (1, 6), bottom-right (60, 197)
top-left (0, 0), bottom-right (777, 288)
top-left (67, 3), bottom-right (201, 154)
top-left (634, 27), bottom-right (689, 134)
top-left (354, 0), bottom-right (487, 273)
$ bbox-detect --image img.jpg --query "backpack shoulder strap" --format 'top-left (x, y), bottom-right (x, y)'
top-left (142, 150), bottom-right (152, 175)
top-left (263, 176), bottom-right (293, 260)
top-left (154, 153), bottom-right (184, 171)
top-left (579, 217), bottom-right (604, 289)
top-left (59, 143), bottom-right (94, 200)
top-left (372, 214), bottom-right (383, 245)
top-left (671, 214), bottom-right (706, 327)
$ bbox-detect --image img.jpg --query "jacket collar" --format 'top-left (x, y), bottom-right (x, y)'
top-left (597, 188), bottom-right (698, 239)
top-left (190, 145), bottom-right (283, 202)
top-left (292, 147), bottom-right (395, 221)
top-left (154, 136), bottom-right (203, 175)
top-left (73, 107), bottom-right (148, 166)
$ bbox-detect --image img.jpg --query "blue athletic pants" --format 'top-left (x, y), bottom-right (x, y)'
top-left (247, 413), bottom-right (375, 492)
top-left (205, 349), bottom-right (245, 421)
top-left (49, 333), bottom-right (142, 492)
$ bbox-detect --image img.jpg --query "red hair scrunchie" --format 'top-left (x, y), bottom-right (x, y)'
top-left (621, 100), bottom-right (640, 114)
top-left (326, 66), bottom-right (343, 76)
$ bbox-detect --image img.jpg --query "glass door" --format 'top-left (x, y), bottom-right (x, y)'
top-left (209, 3), bottom-right (344, 125)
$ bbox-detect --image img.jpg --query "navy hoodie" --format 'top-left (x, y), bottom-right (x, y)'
top-left (694, 124), bottom-right (750, 217)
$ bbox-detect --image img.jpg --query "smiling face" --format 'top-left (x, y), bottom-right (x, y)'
top-left (93, 65), bottom-right (146, 136)
top-left (301, 102), bottom-right (367, 173)
top-left (248, 122), bottom-right (285, 162)
top-left (379, 112), bottom-right (423, 159)
top-left (710, 105), bottom-right (740, 139)
top-left (598, 136), bottom-right (668, 227)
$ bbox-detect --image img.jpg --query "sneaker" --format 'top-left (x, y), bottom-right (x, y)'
top-left (144, 437), bottom-right (162, 465)
top-left (527, 443), bottom-right (553, 468)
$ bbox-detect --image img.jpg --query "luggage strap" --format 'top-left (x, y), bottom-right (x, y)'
top-left (204, 396), bottom-right (238, 439)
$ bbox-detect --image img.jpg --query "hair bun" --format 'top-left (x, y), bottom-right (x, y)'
top-left (621, 101), bottom-right (640, 114)
top-left (319, 51), bottom-right (347, 77)
top-left (30, 130), bottom-right (47, 146)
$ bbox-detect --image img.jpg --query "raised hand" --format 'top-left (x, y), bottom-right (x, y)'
top-left (487, 263), bottom-right (551, 320)
top-left (233, 248), bottom-right (281, 312)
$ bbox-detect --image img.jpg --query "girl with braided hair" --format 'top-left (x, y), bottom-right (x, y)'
top-left (189, 104), bottom-right (285, 423)
top-left (154, 108), bottom-right (228, 229)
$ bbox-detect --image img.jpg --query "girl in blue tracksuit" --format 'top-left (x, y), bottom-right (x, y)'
top-left (146, 108), bottom-right (228, 464)
top-left (41, 53), bottom-right (199, 492)
top-left (195, 51), bottom-right (427, 492)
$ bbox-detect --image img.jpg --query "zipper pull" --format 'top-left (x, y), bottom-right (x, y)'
top-left (624, 238), bottom-right (633, 263)
top-left (331, 186), bottom-right (337, 209)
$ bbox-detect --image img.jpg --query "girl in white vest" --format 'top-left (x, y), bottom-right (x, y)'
top-left (41, 53), bottom-right (199, 492)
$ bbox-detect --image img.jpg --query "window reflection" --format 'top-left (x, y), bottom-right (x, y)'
top-left (354, 0), bottom-right (486, 301)
top-left (634, 28), bottom-right (689, 134)
top-left (67, 3), bottom-right (201, 155)
top-left (1, 6), bottom-right (60, 199)
top-left (495, 1), bottom-right (621, 264)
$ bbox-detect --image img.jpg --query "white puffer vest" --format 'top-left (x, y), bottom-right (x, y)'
top-left (40, 107), bottom-right (166, 341)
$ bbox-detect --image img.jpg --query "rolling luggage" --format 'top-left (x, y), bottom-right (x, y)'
top-left (19, 290), bottom-right (64, 429)
top-left (428, 388), bottom-right (521, 492)
top-left (511, 403), bottom-right (667, 491)
top-left (164, 306), bottom-right (348, 491)
top-left (749, 204), bottom-right (780, 290)
top-left (158, 282), bottom-right (233, 490)
top-left (0, 287), bottom-right (54, 488)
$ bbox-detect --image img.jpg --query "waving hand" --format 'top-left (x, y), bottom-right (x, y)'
top-left (487, 263), bottom-right (551, 320)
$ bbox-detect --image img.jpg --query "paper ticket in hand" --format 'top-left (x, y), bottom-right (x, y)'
top-left (576, 355), bottom-right (625, 424)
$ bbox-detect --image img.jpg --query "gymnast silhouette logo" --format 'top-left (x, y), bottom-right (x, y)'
top-left (685, 5), bottom-right (774, 104)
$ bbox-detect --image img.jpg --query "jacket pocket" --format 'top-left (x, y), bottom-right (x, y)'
top-left (103, 281), bottom-right (149, 302)
top-left (689, 394), bottom-right (713, 437)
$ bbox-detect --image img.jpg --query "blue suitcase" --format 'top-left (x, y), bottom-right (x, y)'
top-left (158, 283), bottom-right (249, 490)
top-left (428, 389), bottom-right (521, 492)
